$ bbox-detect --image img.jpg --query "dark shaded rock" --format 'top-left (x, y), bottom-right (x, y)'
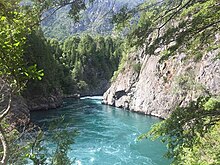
top-left (80, 79), bottom-right (110, 97)
top-left (7, 95), bottom-right (30, 129)
top-left (0, 78), bottom-right (30, 129)
top-left (114, 90), bottom-right (127, 100)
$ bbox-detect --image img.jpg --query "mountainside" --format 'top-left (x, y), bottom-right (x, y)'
top-left (103, 37), bottom-right (220, 119)
top-left (41, 0), bottom-right (144, 40)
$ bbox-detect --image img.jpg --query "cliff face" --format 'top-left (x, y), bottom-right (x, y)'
top-left (0, 78), bottom-right (63, 129)
top-left (7, 92), bottom-right (63, 129)
top-left (103, 41), bottom-right (220, 119)
top-left (8, 96), bottom-right (30, 129)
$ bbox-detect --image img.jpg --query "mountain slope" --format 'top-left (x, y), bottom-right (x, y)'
top-left (41, 0), bottom-right (144, 40)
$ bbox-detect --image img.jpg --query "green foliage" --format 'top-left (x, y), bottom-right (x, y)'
top-left (111, 40), bottom-right (134, 82)
top-left (0, 116), bottom-right (74, 165)
top-left (23, 30), bottom-right (64, 97)
top-left (113, 1), bottom-right (220, 164)
top-left (49, 117), bottom-right (78, 165)
top-left (112, 5), bottom-right (132, 31)
top-left (0, 0), bottom-right (123, 164)
top-left (77, 80), bottom-right (88, 91)
top-left (0, 121), bottom-right (29, 165)
top-left (0, 0), bottom-right (43, 91)
top-left (178, 122), bottom-right (220, 165)
top-left (204, 97), bottom-right (220, 111)
top-left (114, 0), bottom-right (220, 61)
top-left (58, 34), bottom-right (123, 94)
top-left (25, 131), bottom-right (48, 165)
top-left (21, 116), bottom-right (78, 165)
top-left (193, 52), bottom-right (203, 62)
top-left (139, 97), bottom-right (220, 164)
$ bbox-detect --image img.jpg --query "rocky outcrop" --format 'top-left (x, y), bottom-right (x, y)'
top-left (19, 80), bottom-right (64, 111)
top-left (0, 79), bottom-right (30, 129)
top-left (7, 92), bottom-right (62, 129)
top-left (103, 41), bottom-right (220, 119)
top-left (0, 78), bottom-right (63, 129)
top-left (26, 90), bottom-right (63, 111)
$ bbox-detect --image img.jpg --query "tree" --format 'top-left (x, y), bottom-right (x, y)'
top-left (61, 36), bottom-right (80, 69)
top-left (0, 0), bottom-right (96, 164)
top-left (78, 34), bottom-right (96, 59)
top-left (48, 38), bottom-right (62, 61)
top-left (0, 1), bottom-right (44, 163)
top-left (140, 97), bottom-right (220, 164)
top-left (114, 0), bottom-right (220, 59)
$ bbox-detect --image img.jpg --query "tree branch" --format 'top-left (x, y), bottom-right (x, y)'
top-left (0, 95), bottom-right (11, 122)
top-left (156, 0), bottom-right (193, 38)
top-left (154, 0), bottom-right (183, 22)
top-left (0, 125), bottom-right (9, 165)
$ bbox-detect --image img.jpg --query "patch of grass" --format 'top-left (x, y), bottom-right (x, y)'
top-left (193, 52), bottom-right (203, 62)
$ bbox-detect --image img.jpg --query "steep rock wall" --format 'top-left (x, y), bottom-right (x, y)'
top-left (103, 43), bottom-right (220, 119)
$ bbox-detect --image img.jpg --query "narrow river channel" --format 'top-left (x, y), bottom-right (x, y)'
top-left (31, 97), bottom-right (170, 165)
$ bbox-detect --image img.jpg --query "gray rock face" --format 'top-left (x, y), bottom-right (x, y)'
top-left (103, 46), bottom-right (220, 119)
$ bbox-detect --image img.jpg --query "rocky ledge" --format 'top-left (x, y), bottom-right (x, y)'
top-left (26, 94), bottom-right (62, 111)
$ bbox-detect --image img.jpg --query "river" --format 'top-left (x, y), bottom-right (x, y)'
top-left (31, 96), bottom-right (170, 165)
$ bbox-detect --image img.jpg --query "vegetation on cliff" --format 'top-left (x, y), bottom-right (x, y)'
top-left (0, 0), bottom-right (43, 164)
top-left (0, 0), bottom-right (123, 163)
top-left (23, 31), bottom-right (122, 97)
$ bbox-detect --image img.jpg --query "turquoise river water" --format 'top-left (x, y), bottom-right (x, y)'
top-left (31, 96), bottom-right (171, 165)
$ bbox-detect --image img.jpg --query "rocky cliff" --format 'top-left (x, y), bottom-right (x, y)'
top-left (25, 89), bottom-right (63, 111)
top-left (103, 37), bottom-right (220, 119)
top-left (0, 78), bottom-right (63, 129)
top-left (6, 93), bottom-right (63, 130)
